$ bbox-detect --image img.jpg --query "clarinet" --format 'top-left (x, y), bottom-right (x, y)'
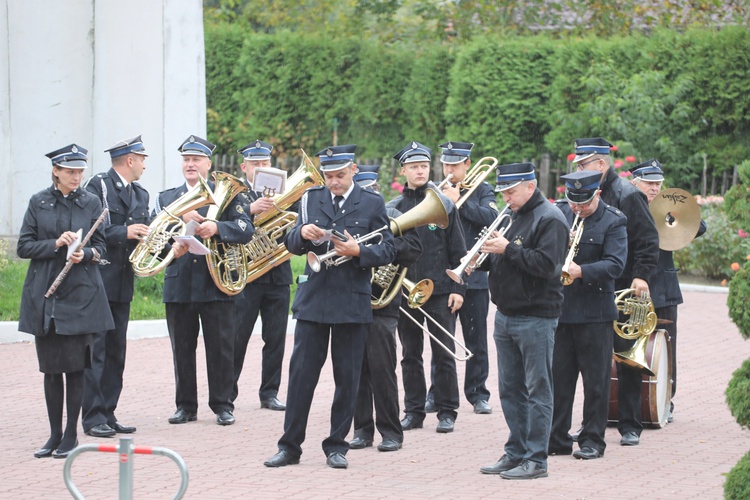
top-left (45, 208), bottom-right (109, 298)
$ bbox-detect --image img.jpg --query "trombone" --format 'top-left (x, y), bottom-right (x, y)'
top-left (437, 156), bottom-right (498, 210)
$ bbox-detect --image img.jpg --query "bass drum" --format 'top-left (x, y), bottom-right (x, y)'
top-left (608, 329), bottom-right (673, 429)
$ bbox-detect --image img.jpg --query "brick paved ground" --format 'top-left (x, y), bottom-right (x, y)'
top-left (1, 289), bottom-right (748, 499)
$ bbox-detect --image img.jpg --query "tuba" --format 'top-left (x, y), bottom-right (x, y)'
top-left (130, 175), bottom-right (216, 277)
top-left (244, 151), bottom-right (325, 283)
top-left (561, 214), bottom-right (584, 285)
top-left (438, 156), bottom-right (498, 210)
top-left (205, 171), bottom-right (250, 296)
top-left (613, 288), bottom-right (659, 376)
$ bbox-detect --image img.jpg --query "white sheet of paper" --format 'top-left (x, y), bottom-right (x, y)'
top-left (253, 167), bottom-right (287, 196)
top-left (173, 235), bottom-right (211, 255)
top-left (184, 220), bottom-right (200, 236)
top-left (66, 228), bottom-right (83, 259)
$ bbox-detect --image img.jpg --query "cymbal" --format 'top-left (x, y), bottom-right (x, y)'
top-left (649, 188), bottom-right (701, 251)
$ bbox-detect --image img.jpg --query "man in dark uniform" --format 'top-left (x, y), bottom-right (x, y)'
top-left (630, 159), bottom-right (706, 423)
top-left (432, 141), bottom-right (498, 415)
top-left (350, 165), bottom-right (422, 453)
top-left (573, 137), bottom-right (659, 446)
top-left (548, 171), bottom-right (627, 461)
top-left (82, 135), bottom-right (150, 438)
top-left (388, 141), bottom-right (467, 434)
top-left (160, 135), bottom-right (254, 426)
top-left (263, 145), bottom-right (396, 469)
top-left (478, 162), bottom-right (568, 480)
top-left (232, 139), bottom-right (289, 412)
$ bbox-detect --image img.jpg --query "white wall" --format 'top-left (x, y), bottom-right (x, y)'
top-left (0, 0), bottom-right (206, 236)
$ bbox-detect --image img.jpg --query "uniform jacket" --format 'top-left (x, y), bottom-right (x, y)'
top-left (387, 183), bottom-right (467, 297)
top-left (556, 200), bottom-right (628, 324)
top-left (159, 181), bottom-right (254, 303)
top-left (17, 186), bottom-right (115, 336)
top-left (650, 219), bottom-right (707, 309)
top-left (285, 184), bottom-right (396, 324)
top-left (484, 189), bottom-right (569, 318)
top-left (84, 168), bottom-right (150, 302)
top-left (455, 181), bottom-right (499, 290)
top-left (599, 167), bottom-right (659, 289)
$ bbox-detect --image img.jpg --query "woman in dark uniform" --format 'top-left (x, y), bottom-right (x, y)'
top-left (17, 144), bottom-right (114, 459)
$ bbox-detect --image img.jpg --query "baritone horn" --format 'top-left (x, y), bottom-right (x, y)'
top-left (561, 214), bottom-right (584, 285)
top-left (446, 206), bottom-right (511, 285)
top-left (613, 288), bottom-right (659, 376)
top-left (438, 156), bottom-right (498, 210)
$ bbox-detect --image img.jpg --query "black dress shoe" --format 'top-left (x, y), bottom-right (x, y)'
top-left (110, 422), bottom-right (136, 434)
top-left (400, 414), bottom-right (423, 431)
top-left (620, 431), bottom-right (640, 446)
top-left (168, 409), bottom-right (197, 424)
top-left (52, 441), bottom-right (78, 460)
top-left (326, 451), bottom-right (348, 469)
top-left (499, 460), bottom-right (548, 480)
top-left (216, 410), bottom-right (235, 426)
top-left (34, 445), bottom-right (58, 458)
top-left (480, 454), bottom-right (523, 474)
top-left (348, 436), bottom-right (373, 449)
top-left (264, 450), bottom-right (300, 468)
top-left (473, 400), bottom-right (492, 414)
top-left (85, 423), bottom-right (116, 438)
top-left (424, 398), bottom-right (436, 413)
top-left (377, 439), bottom-right (402, 452)
top-left (573, 446), bottom-right (602, 460)
top-left (260, 397), bottom-right (286, 411)
top-left (570, 425), bottom-right (583, 442)
top-left (436, 417), bottom-right (454, 433)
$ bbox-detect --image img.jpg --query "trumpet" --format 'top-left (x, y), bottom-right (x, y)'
top-left (561, 213), bottom-right (584, 286)
top-left (399, 292), bottom-right (473, 361)
top-left (446, 207), bottom-right (512, 285)
top-left (307, 225), bottom-right (388, 272)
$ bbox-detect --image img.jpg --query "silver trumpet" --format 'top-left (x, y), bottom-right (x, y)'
top-left (307, 224), bottom-right (388, 272)
top-left (399, 292), bottom-right (473, 362)
top-left (446, 207), bottom-right (512, 285)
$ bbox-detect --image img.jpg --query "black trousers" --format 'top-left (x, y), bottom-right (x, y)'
top-left (165, 301), bottom-right (235, 414)
top-left (353, 314), bottom-right (402, 443)
top-left (656, 305), bottom-right (678, 411)
top-left (549, 322), bottom-right (613, 454)
top-left (613, 331), bottom-right (643, 436)
top-left (398, 294), bottom-right (459, 422)
top-left (232, 283), bottom-right (290, 403)
top-left (278, 320), bottom-right (367, 458)
top-left (82, 301), bottom-right (129, 431)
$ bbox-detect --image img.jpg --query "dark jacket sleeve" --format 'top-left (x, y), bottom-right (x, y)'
top-left (459, 182), bottom-right (499, 228)
top-left (503, 216), bottom-right (569, 280)
top-left (393, 229), bottom-right (423, 268)
top-left (580, 215), bottom-right (628, 286)
top-left (622, 190), bottom-right (659, 282)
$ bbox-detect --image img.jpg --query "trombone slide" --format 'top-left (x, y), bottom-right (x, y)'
top-left (399, 292), bottom-right (473, 362)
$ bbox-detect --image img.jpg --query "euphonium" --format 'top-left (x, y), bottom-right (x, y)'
top-left (130, 175), bottom-right (216, 277)
top-left (204, 171), bottom-right (250, 296)
top-left (244, 150), bottom-right (325, 283)
top-left (613, 288), bottom-right (659, 376)
top-left (446, 207), bottom-right (512, 285)
top-left (438, 156), bottom-right (498, 210)
top-left (561, 214), bottom-right (584, 285)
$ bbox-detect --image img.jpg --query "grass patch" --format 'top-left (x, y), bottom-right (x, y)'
top-left (0, 259), bottom-right (27, 321)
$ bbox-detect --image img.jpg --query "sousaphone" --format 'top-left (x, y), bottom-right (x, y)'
top-left (649, 188), bottom-right (701, 251)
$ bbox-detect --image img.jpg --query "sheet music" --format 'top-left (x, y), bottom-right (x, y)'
top-left (66, 228), bottom-right (83, 260)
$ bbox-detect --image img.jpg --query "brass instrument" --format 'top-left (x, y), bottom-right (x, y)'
top-left (399, 292), bottom-right (473, 362)
top-left (244, 150), bottom-right (325, 283)
top-left (649, 188), bottom-right (701, 251)
top-left (439, 156), bottom-right (498, 210)
top-left (308, 227), bottom-right (388, 272)
top-left (205, 171), bottom-right (250, 296)
top-left (561, 214), bottom-right (584, 285)
top-left (130, 176), bottom-right (216, 277)
top-left (446, 207), bottom-right (512, 285)
top-left (613, 288), bottom-right (659, 376)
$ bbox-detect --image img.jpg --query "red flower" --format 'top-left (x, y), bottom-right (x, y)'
top-left (625, 156), bottom-right (636, 163)
top-left (739, 229), bottom-right (749, 238)
top-left (567, 153), bottom-right (576, 161)
top-left (610, 145), bottom-right (619, 152)
top-left (619, 171), bottom-right (632, 178)
top-left (731, 262), bottom-right (741, 272)
top-left (614, 159), bottom-right (624, 169)
top-left (556, 185), bottom-right (566, 194)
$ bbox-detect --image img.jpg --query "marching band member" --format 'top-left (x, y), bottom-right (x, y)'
top-left (478, 162), bottom-right (568, 479)
top-left (264, 145), bottom-right (395, 469)
top-left (18, 144), bottom-right (114, 459)
top-left (82, 135), bottom-right (150, 438)
top-left (572, 138), bottom-right (659, 446)
top-left (388, 141), bottom-right (467, 434)
top-left (548, 171), bottom-right (627, 460)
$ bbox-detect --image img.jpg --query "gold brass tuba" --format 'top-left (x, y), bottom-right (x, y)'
top-left (613, 288), bottom-right (659, 376)
top-left (561, 214), bottom-right (584, 285)
top-left (204, 171), bottom-right (250, 296)
top-left (243, 150), bottom-right (325, 283)
top-left (438, 156), bottom-right (498, 210)
top-left (130, 175), bottom-right (216, 277)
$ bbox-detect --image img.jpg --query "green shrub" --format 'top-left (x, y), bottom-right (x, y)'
top-left (728, 264), bottom-right (750, 340)
top-left (131, 274), bottom-right (166, 320)
top-left (724, 444), bottom-right (750, 499)
top-left (0, 259), bottom-right (27, 321)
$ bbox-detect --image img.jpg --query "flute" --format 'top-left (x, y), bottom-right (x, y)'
top-left (45, 208), bottom-right (109, 298)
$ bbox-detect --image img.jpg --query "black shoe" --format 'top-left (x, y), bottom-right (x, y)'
top-left (377, 439), bottom-right (402, 452)
top-left (400, 414), bottom-right (423, 431)
top-left (110, 422), bottom-right (136, 434)
top-left (548, 447), bottom-right (572, 456)
top-left (667, 410), bottom-right (674, 424)
top-left (473, 400), bottom-right (492, 414)
top-left (620, 432), bottom-right (640, 446)
top-left (436, 417), bottom-right (455, 433)
top-left (499, 460), bottom-right (548, 480)
top-left (264, 450), bottom-right (300, 468)
top-left (573, 446), bottom-right (602, 460)
top-left (260, 397), bottom-right (286, 411)
top-left (480, 454), bottom-right (523, 474)
top-left (424, 398), bottom-right (436, 413)
top-left (34, 443), bottom-right (59, 459)
top-left (570, 425), bottom-right (583, 442)
top-left (168, 409), bottom-right (197, 424)
top-left (348, 436), bottom-right (373, 449)
top-left (216, 410), bottom-right (235, 426)
top-left (326, 451), bottom-right (348, 469)
top-left (52, 440), bottom-right (78, 460)
top-left (85, 423), bottom-right (116, 438)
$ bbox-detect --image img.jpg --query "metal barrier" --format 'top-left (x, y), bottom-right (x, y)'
top-left (62, 437), bottom-right (188, 499)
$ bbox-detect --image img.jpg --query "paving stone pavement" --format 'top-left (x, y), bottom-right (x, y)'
top-left (1, 289), bottom-right (748, 499)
